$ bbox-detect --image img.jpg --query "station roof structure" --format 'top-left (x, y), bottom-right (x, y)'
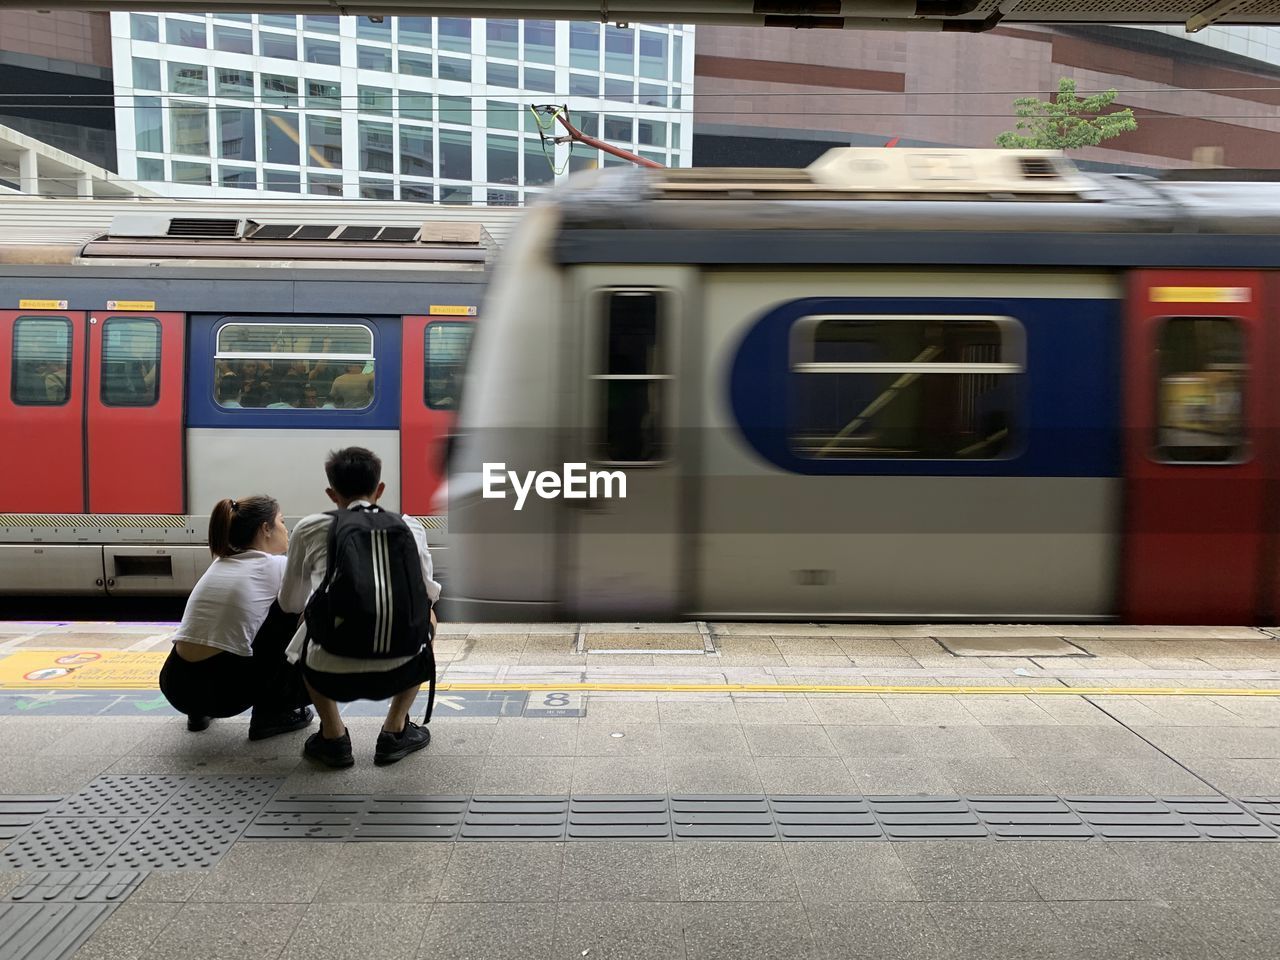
top-left (4, 2), bottom-right (1279, 33)
top-left (0, 124), bottom-right (154, 200)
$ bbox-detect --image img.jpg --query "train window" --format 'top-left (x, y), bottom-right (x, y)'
top-left (214, 322), bottom-right (375, 410)
top-left (790, 315), bottom-right (1022, 459)
top-left (12, 318), bottom-right (72, 406)
top-left (424, 322), bottom-right (473, 410)
top-left (1155, 317), bottom-right (1246, 463)
top-left (101, 317), bottom-right (161, 407)
top-left (592, 290), bottom-right (670, 464)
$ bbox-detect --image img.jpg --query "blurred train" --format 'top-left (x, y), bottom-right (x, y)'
top-left (0, 197), bottom-right (519, 597)
top-left (446, 148), bottom-right (1280, 625)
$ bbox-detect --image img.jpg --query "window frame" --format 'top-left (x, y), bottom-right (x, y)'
top-left (213, 320), bottom-right (377, 412)
top-left (100, 316), bottom-right (162, 408)
top-left (787, 313), bottom-right (1025, 462)
top-left (424, 321), bottom-right (474, 410)
top-left (11, 316), bottom-right (73, 407)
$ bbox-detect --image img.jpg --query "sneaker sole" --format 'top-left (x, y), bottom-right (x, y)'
top-left (248, 714), bottom-right (314, 741)
top-left (373, 731), bottom-right (431, 766)
top-left (303, 748), bottom-right (354, 769)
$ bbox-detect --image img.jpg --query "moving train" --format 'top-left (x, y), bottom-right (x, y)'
top-left (0, 197), bottom-right (518, 597)
top-left (445, 148), bottom-right (1280, 625)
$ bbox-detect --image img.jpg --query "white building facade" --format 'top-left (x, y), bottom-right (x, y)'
top-left (109, 13), bottom-right (694, 202)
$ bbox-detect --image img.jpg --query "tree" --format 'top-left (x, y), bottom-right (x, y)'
top-left (996, 77), bottom-right (1137, 151)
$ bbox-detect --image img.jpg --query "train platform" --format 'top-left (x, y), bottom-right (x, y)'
top-left (1, 620), bottom-right (1280, 960)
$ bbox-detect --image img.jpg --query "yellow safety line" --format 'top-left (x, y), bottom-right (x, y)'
top-left (434, 682), bottom-right (1280, 697)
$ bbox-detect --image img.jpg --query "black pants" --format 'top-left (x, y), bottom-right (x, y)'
top-left (159, 602), bottom-right (311, 719)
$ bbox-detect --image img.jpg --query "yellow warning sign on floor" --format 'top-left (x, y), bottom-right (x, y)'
top-left (0, 651), bottom-right (165, 689)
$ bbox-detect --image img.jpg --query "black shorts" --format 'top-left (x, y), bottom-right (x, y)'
top-left (301, 647), bottom-right (435, 704)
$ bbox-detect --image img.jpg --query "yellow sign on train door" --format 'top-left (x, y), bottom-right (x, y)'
top-left (18, 299), bottom-right (68, 310)
top-left (1149, 287), bottom-right (1252, 304)
top-left (106, 300), bottom-right (157, 311)
top-left (429, 305), bottom-right (478, 316)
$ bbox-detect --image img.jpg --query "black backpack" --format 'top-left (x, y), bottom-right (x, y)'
top-left (305, 505), bottom-right (434, 661)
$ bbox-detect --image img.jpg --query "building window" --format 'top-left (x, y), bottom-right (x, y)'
top-left (399, 50), bottom-right (432, 78)
top-left (524, 20), bottom-right (555, 64)
top-left (260, 14), bottom-right (297, 30)
top-left (263, 74), bottom-right (299, 108)
top-left (525, 141), bottom-right (554, 186)
top-left (487, 62), bottom-right (518, 88)
top-left (213, 24), bottom-right (252, 55)
top-left (136, 157), bottom-right (165, 181)
top-left (605, 25), bottom-right (634, 74)
top-left (438, 17), bottom-right (471, 53)
top-left (605, 78), bottom-right (632, 103)
top-left (488, 188), bottom-right (518, 206)
top-left (260, 32), bottom-right (297, 61)
top-left (402, 182), bottom-right (434, 203)
top-left (569, 74), bottom-right (598, 98)
top-left (172, 160), bottom-right (211, 185)
top-left (130, 14), bottom-right (159, 43)
top-left (171, 103), bottom-right (209, 156)
top-left (220, 165), bottom-right (256, 189)
top-left (439, 57), bottom-right (471, 83)
top-left (356, 16), bottom-right (392, 41)
top-left (214, 322), bottom-right (374, 410)
top-left (570, 22), bottom-right (599, 70)
top-left (789, 316), bottom-right (1022, 460)
top-left (400, 126), bottom-right (432, 178)
top-left (440, 185), bottom-right (473, 205)
top-left (359, 121), bottom-right (394, 173)
top-left (569, 149), bottom-right (598, 173)
top-left (399, 17), bottom-right (432, 47)
top-left (168, 62), bottom-right (207, 96)
top-left (594, 290), bottom-right (668, 463)
top-left (218, 107), bottom-right (256, 161)
top-left (1155, 317), bottom-right (1247, 463)
top-left (487, 135), bottom-right (518, 185)
top-left (306, 116), bottom-right (342, 169)
top-left (132, 58), bottom-right (160, 90)
top-left (306, 80), bottom-right (342, 111)
top-left (135, 97), bottom-right (164, 152)
top-left (359, 85), bottom-right (393, 116)
top-left (11, 318), bottom-right (71, 406)
top-left (360, 179), bottom-right (394, 200)
top-left (487, 100), bottom-right (518, 132)
top-left (263, 111), bottom-right (300, 165)
top-left (487, 19), bottom-right (519, 59)
top-left (308, 173), bottom-right (343, 196)
top-left (525, 68), bottom-right (556, 94)
top-left (604, 115), bottom-right (633, 143)
top-left (439, 96), bottom-right (470, 126)
top-left (305, 37), bottom-right (340, 66)
top-left (639, 31), bottom-right (668, 80)
top-left (165, 18), bottom-right (206, 49)
top-left (401, 94), bottom-right (433, 121)
top-left (216, 68), bottom-right (253, 99)
top-left (439, 129), bottom-right (471, 181)
top-left (357, 45), bottom-right (392, 71)
top-left (673, 35), bottom-right (683, 82)
top-left (305, 15), bottom-right (339, 34)
top-left (425, 322), bottom-right (473, 409)
top-left (101, 318), bottom-right (161, 407)
top-left (264, 169), bottom-right (301, 193)
top-left (578, 114), bottom-right (600, 137)
top-left (637, 119), bottom-right (666, 147)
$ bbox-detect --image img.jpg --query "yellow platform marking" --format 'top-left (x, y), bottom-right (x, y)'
top-left (0, 650), bottom-right (1277, 696)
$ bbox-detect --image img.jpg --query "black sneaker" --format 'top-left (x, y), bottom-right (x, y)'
top-left (374, 720), bottom-right (431, 765)
top-left (187, 715), bottom-right (212, 732)
top-left (303, 728), bottom-right (354, 768)
top-left (248, 706), bottom-right (314, 741)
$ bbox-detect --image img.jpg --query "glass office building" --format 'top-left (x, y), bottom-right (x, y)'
top-left (109, 13), bottom-right (694, 202)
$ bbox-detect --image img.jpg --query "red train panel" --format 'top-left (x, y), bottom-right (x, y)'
top-left (401, 314), bottom-right (472, 515)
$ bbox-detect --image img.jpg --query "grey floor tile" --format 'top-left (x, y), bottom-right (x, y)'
top-left (1177, 900), bottom-right (1280, 960)
top-left (281, 756), bottom-right (483, 795)
top-left (805, 697), bottom-right (899, 725)
top-left (70, 901), bottom-right (181, 960)
top-left (884, 696), bottom-right (981, 726)
top-left (560, 842), bottom-right (678, 902)
top-left (805, 902), bottom-right (954, 960)
top-left (953, 696), bottom-right (1058, 726)
top-left (1002, 843), bottom-right (1146, 901)
top-left (784, 844), bottom-right (920, 902)
top-left (824, 725), bottom-right (1010, 759)
top-left (988, 724), bottom-right (1155, 759)
top-left (755, 757), bottom-right (861, 794)
top-left (315, 842), bottom-right (451, 903)
top-left (1025, 696), bottom-right (1116, 726)
top-left (660, 723), bottom-right (751, 756)
top-left (437, 842), bottom-right (565, 902)
top-left (1049, 901), bottom-right (1226, 960)
top-left (743, 724), bottom-right (836, 758)
top-left (1017, 757), bottom-right (1166, 795)
top-left (487, 720), bottom-right (580, 757)
top-left (280, 903), bottom-right (430, 960)
top-left (926, 903), bottom-right (1072, 960)
top-left (664, 756), bottom-right (761, 794)
top-left (676, 842), bottom-right (798, 902)
top-left (43, 720), bottom-right (160, 758)
top-left (572, 757), bottom-right (668, 795)
top-left (656, 700), bottom-right (740, 724)
top-left (580, 698), bottom-right (660, 724)
top-left (191, 841), bottom-right (341, 904)
top-left (404, 724), bottom-right (494, 756)
top-left (0, 755), bottom-right (113, 794)
top-left (553, 902), bottom-right (685, 960)
top-left (934, 757), bottom-right (1053, 794)
top-left (575, 723), bottom-right (663, 757)
top-left (417, 902), bottom-right (556, 960)
top-left (843, 758), bottom-right (954, 795)
top-left (144, 902), bottom-right (307, 960)
top-left (733, 698), bottom-right (821, 725)
top-left (473, 756), bottom-right (575, 795)
top-left (1183, 758), bottom-right (1280, 795)
top-left (1112, 844), bottom-right (1279, 901)
top-left (131, 872), bottom-right (206, 903)
top-left (895, 841), bottom-right (1040, 902)
top-left (681, 903), bottom-right (815, 960)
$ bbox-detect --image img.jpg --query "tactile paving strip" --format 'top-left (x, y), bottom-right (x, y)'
top-left (245, 795), bottom-right (468, 841)
top-left (156, 776), bottom-right (281, 819)
top-left (104, 816), bottom-right (252, 870)
top-left (3, 818), bottom-right (144, 870)
top-left (54, 777), bottom-right (184, 818)
top-left (0, 798), bottom-right (60, 842)
top-left (0, 902), bottom-right (116, 960)
top-left (8, 871), bottom-right (144, 903)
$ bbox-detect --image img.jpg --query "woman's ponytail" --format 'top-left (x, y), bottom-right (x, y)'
top-left (207, 495), bottom-right (279, 558)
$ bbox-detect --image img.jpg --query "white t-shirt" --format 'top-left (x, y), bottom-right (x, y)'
top-left (171, 551), bottom-right (288, 657)
top-left (279, 501), bottom-right (441, 674)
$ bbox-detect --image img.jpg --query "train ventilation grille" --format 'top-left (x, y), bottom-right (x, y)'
top-left (165, 218), bottom-right (248, 238)
top-left (1018, 157), bottom-right (1061, 179)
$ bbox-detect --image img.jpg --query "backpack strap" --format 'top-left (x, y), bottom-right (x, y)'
top-left (317, 508), bottom-right (341, 596)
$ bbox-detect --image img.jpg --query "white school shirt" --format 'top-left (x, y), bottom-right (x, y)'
top-left (279, 501), bottom-right (441, 673)
top-left (171, 551), bottom-right (287, 657)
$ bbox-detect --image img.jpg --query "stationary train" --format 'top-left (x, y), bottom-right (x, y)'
top-left (445, 148), bottom-right (1280, 625)
top-left (0, 197), bottom-right (519, 597)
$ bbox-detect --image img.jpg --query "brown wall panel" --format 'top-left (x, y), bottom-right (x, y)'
top-left (696, 54), bottom-right (905, 92)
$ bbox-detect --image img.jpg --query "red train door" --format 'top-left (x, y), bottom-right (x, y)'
top-left (401, 312), bottom-right (474, 515)
top-left (1123, 271), bottom-right (1267, 623)
top-left (0, 310), bottom-right (87, 512)
top-left (86, 311), bottom-right (185, 514)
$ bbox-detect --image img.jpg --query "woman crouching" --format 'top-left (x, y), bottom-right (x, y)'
top-left (159, 495), bottom-right (313, 739)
